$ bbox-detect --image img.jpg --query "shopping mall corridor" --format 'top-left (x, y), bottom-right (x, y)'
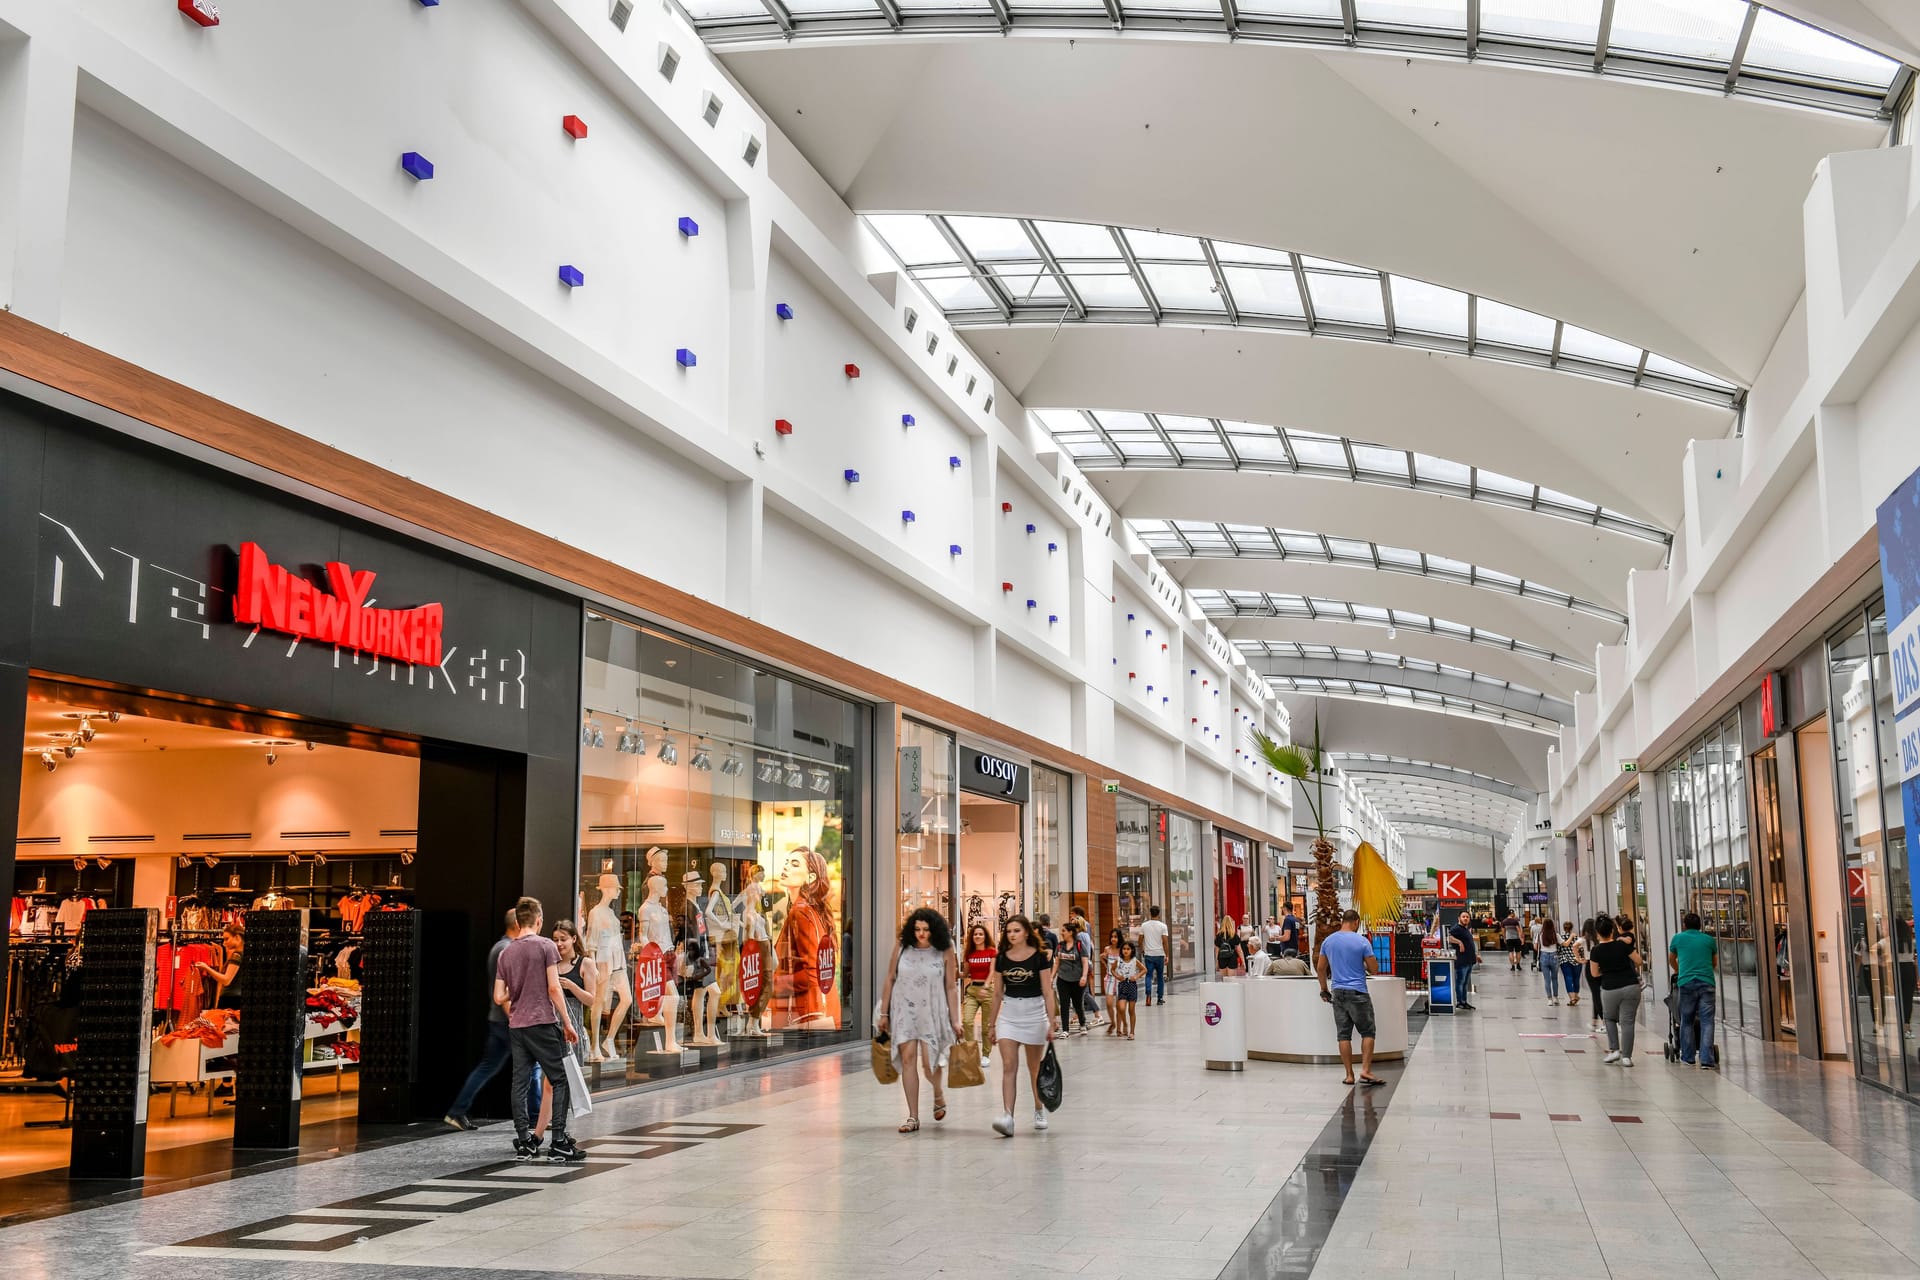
top-left (5, 969), bottom-right (1920, 1280)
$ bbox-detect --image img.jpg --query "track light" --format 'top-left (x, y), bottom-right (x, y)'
top-left (583, 716), bottom-right (605, 748)
top-left (305, 740), bottom-right (316, 752)
top-left (691, 743), bottom-right (713, 772)
top-left (756, 758), bottom-right (780, 783)
top-left (658, 736), bottom-right (678, 766)
top-left (39, 751), bottom-right (56, 773)
top-left (106, 710), bottom-right (120, 724)
top-left (61, 744), bottom-right (77, 759)
top-left (784, 761), bottom-right (804, 789)
top-left (265, 745), bottom-right (278, 765)
top-left (77, 719), bottom-right (95, 744)
top-left (720, 754), bottom-right (744, 777)
top-left (810, 768), bottom-right (832, 795)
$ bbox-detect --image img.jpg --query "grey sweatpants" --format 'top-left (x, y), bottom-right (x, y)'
top-left (1601, 984), bottom-right (1643, 1058)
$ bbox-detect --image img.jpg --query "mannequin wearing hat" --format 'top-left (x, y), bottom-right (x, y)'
top-left (585, 871), bottom-right (631, 1061)
top-left (638, 873), bottom-right (682, 1054)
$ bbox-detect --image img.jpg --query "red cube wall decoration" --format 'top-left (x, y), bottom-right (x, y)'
top-left (562, 115), bottom-right (589, 139)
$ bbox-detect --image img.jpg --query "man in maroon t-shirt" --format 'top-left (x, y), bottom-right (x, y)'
top-left (494, 896), bottom-right (582, 1162)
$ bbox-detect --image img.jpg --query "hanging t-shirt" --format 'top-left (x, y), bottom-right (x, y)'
top-left (995, 949), bottom-right (1051, 998)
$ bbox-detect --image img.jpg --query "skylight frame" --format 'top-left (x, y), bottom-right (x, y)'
top-left (1140, 520), bottom-right (1629, 624)
top-left (1038, 408), bottom-right (1670, 544)
top-left (1212, 602), bottom-right (1593, 673)
top-left (679, 1), bottom-right (1908, 123)
top-left (861, 215), bottom-right (1744, 409)
top-left (1239, 645), bottom-right (1571, 717)
top-left (1256, 674), bottom-right (1564, 734)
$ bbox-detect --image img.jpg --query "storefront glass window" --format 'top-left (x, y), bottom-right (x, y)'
top-left (578, 612), bottom-right (862, 1086)
top-left (1722, 721), bottom-right (1759, 1037)
top-left (1867, 605), bottom-right (1918, 1079)
top-left (899, 720), bottom-right (958, 925)
top-left (1829, 611), bottom-right (1904, 1090)
top-left (1166, 811), bottom-right (1201, 976)
top-left (1116, 794), bottom-right (1153, 934)
top-left (1031, 766), bottom-right (1073, 927)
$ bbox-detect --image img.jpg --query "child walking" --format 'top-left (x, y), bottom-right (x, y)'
top-left (1112, 941), bottom-right (1142, 1040)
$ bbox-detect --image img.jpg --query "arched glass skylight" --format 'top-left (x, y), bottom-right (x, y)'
top-left (1242, 645), bottom-right (1573, 717)
top-left (1330, 753), bottom-right (1537, 802)
top-left (1232, 614), bottom-right (1591, 673)
top-left (1262, 675), bottom-right (1563, 734)
top-left (1038, 408), bottom-right (1669, 544)
top-left (864, 215), bottom-right (1742, 407)
top-left (1134, 519), bottom-right (1629, 623)
top-left (679, 1), bottom-right (1907, 119)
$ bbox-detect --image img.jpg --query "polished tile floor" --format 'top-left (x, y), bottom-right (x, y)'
top-left (3, 967), bottom-right (1919, 1280)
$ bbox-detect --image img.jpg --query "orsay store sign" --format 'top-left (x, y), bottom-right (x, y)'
top-left (961, 749), bottom-right (1030, 804)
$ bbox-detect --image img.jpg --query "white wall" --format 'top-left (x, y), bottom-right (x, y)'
top-left (1404, 835), bottom-right (1498, 881)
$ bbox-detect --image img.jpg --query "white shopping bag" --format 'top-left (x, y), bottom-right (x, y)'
top-left (563, 1053), bottom-right (593, 1118)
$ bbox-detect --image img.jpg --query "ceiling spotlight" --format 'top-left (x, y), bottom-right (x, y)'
top-left (583, 716), bottom-right (606, 748)
top-left (203, 855), bottom-right (220, 868)
top-left (756, 758), bottom-right (780, 784)
top-left (305, 740), bottom-right (316, 752)
top-left (784, 761), bottom-right (805, 789)
top-left (1386, 626), bottom-right (1397, 640)
top-left (657, 736), bottom-right (678, 766)
top-left (720, 754), bottom-right (744, 777)
top-left (691, 744), bottom-right (713, 772)
top-left (287, 852), bottom-right (302, 865)
top-left (177, 855), bottom-right (190, 868)
top-left (265, 746), bottom-right (278, 766)
top-left (39, 751), bottom-right (56, 773)
top-left (61, 743), bottom-right (78, 759)
top-left (314, 853), bottom-right (328, 865)
top-left (106, 710), bottom-right (120, 724)
top-left (77, 719), bottom-right (95, 744)
top-left (809, 768), bottom-right (832, 795)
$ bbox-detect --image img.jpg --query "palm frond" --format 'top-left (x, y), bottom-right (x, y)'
top-left (1252, 732), bottom-right (1316, 780)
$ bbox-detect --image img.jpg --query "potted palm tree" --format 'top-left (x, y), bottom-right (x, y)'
top-left (1254, 715), bottom-right (1342, 957)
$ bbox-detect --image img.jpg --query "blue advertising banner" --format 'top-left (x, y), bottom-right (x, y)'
top-left (1876, 470), bottom-right (1920, 938)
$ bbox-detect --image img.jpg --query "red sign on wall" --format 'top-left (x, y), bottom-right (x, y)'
top-left (1760, 671), bottom-right (1785, 738)
top-left (737, 946), bottom-right (763, 1009)
top-left (1849, 868), bottom-right (1869, 900)
top-left (234, 541), bottom-right (444, 666)
top-left (634, 942), bottom-right (667, 1019)
top-left (1437, 870), bottom-right (1468, 903)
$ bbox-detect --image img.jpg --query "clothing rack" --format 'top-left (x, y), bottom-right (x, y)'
top-left (1, 939), bottom-right (77, 1071)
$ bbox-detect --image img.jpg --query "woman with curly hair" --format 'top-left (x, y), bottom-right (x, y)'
top-left (877, 907), bottom-right (961, 1133)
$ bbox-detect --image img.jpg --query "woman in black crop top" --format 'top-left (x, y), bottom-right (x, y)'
top-left (1587, 915), bottom-right (1645, 1066)
top-left (988, 916), bottom-right (1057, 1138)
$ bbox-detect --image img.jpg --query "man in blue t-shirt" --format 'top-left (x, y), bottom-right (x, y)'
top-left (1668, 912), bottom-right (1719, 1069)
top-left (1318, 910), bottom-right (1383, 1087)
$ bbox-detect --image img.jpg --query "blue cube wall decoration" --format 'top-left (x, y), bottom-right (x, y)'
top-left (1025, 523), bottom-right (1036, 534)
top-left (678, 216), bottom-right (700, 237)
top-left (901, 510), bottom-right (915, 523)
top-left (418, 0), bottom-right (440, 6)
top-left (399, 151), bottom-right (434, 181)
top-left (1047, 542), bottom-right (1057, 552)
top-left (1026, 599), bottom-right (1036, 609)
top-left (1163, 697), bottom-right (1170, 704)
top-left (1127, 613), bottom-right (1135, 621)
top-left (775, 302), bottom-right (794, 320)
top-left (1145, 628), bottom-right (1152, 637)
top-left (1048, 614), bottom-right (1058, 624)
top-left (948, 456), bottom-right (962, 469)
top-left (676, 348), bottom-right (697, 368)
top-left (843, 469), bottom-right (860, 484)
top-left (1190, 669), bottom-right (1197, 676)
top-left (558, 264), bottom-right (585, 288)
top-left (901, 414), bottom-right (915, 428)
top-left (949, 544), bottom-right (963, 556)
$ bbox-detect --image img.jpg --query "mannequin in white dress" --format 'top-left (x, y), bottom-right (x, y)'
top-left (585, 872), bottom-right (631, 1061)
top-left (638, 874), bottom-right (682, 1054)
top-left (704, 861), bottom-right (738, 1012)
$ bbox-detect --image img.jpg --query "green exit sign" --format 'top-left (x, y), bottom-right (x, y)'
top-left (1620, 761), bottom-right (1638, 773)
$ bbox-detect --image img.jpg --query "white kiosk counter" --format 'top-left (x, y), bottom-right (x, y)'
top-left (1244, 975), bottom-right (1408, 1063)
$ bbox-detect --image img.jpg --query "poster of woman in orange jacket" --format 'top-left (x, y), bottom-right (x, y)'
top-left (774, 847), bottom-right (840, 1030)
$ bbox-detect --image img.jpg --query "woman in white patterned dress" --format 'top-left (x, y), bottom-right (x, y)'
top-left (877, 907), bottom-right (961, 1134)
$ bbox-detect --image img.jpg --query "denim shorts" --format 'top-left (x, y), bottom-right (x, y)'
top-left (1331, 989), bottom-right (1377, 1040)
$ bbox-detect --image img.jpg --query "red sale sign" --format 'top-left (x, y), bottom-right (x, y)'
top-left (635, 942), bottom-right (667, 1020)
top-left (1437, 870), bottom-right (1467, 903)
top-left (817, 939), bottom-right (837, 991)
top-left (738, 946), bottom-right (763, 1009)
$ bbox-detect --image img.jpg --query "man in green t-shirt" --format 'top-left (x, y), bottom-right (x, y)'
top-left (1669, 913), bottom-right (1719, 1069)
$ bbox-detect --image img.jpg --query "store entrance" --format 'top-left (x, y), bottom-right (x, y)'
top-left (6, 680), bottom-right (419, 1182)
top-left (1796, 717), bottom-right (1852, 1058)
top-left (959, 792), bottom-right (1024, 940)
top-left (1752, 744), bottom-right (1797, 1042)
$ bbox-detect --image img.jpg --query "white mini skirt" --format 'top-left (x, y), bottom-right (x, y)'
top-left (995, 995), bottom-right (1050, 1046)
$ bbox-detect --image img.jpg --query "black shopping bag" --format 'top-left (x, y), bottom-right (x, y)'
top-left (1036, 1043), bottom-right (1063, 1112)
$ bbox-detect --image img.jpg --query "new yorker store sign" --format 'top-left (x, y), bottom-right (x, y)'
top-left (0, 394), bottom-right (579, 756)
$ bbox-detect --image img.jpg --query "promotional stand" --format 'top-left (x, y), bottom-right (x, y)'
top-left (1425, 955), bottom-right (1458, 1013)
top-left (69, 908), bottom-right (159, 1180)
top-left (358, 911), bottom-right (422, 1123)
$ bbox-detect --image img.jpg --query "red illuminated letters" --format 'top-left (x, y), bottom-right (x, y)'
top-left (233, 542), bottom-right (444, 665)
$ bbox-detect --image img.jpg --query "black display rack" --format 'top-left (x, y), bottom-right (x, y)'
top-left (233, 909), bottom-right (308, 1150)
top-left (69, 908), bottom-right (158, 1180)
top-left (357, 910), bottom-right (421, 1123)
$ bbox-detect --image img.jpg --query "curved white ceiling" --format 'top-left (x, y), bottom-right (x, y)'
top-left (995, 327), bottom-right (1723, 528)
top-left (733, 39), bottom-right (1886, 379)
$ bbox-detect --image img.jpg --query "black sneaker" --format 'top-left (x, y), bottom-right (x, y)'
top-left (545, 1137), bottom-right (587, 1164)
top-left (512, 1136), bottom-right (539, 1161)
top-left (444, 1114), bottom-right (476, 1132)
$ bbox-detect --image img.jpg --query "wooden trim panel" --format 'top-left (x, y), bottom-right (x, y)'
top-left (0, 313), bottom-right (1293, 851)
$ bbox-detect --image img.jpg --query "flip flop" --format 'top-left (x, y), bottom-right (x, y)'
top-left (1342, 1077), bottom-right (1356, 1086)
top-left (1359, 1075), bottom-right (1387, 1087)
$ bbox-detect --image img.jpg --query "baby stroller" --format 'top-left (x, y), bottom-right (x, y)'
top-left (1661, 988), bottom-right (1681, 1062)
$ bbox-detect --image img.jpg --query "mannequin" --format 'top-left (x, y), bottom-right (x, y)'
top-left (737, 863), bottom-right (772, 1036)
top-left (638, 874), bottom-right (682, 1054)
top-left (704, 862), bottom-right (740, 1011)
top-left (585, 872), bottom-right (631, 1061)
top-left (685, 935), bottom-right (725, 1048)
top-left (646, 846), bottom-right (667, 880)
